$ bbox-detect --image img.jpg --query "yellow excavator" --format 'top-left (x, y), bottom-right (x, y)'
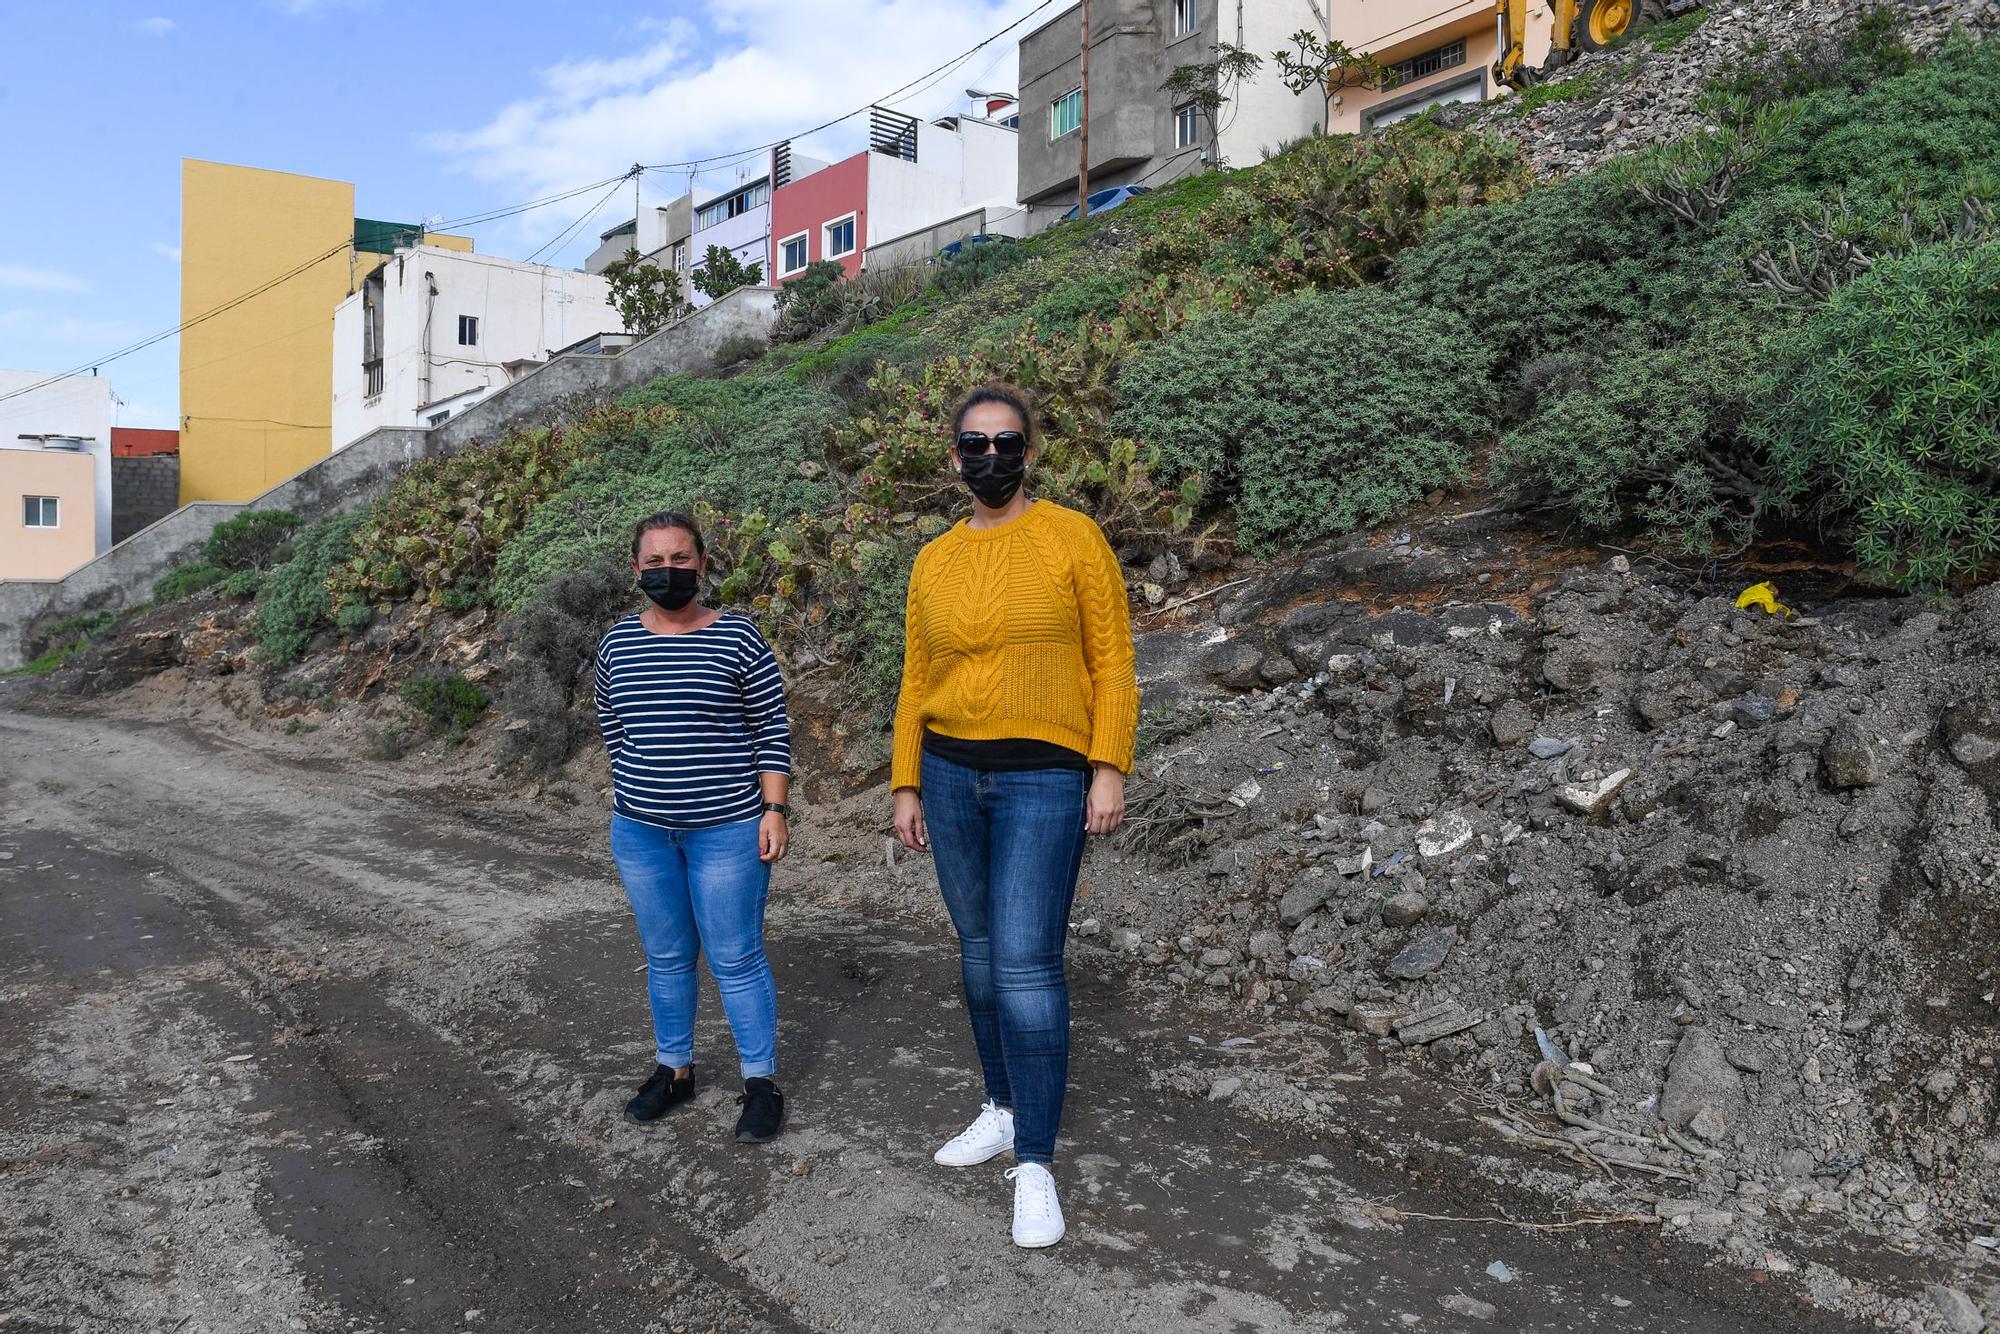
top-left (1495, 0), bottom-right (1700, 85)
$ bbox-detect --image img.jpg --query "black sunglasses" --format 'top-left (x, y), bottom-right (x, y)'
top-left (956, 430), bottom-right (1029, 459)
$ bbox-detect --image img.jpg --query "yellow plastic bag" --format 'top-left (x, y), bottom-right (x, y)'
top-left (1735, 581), bottom-right (1793, 617)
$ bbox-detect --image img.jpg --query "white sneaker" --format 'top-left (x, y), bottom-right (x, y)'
top-left (933, 1100), bottom-right (1015, 1167)
top-left (1005, 1163), bottom-right (1066, 1248)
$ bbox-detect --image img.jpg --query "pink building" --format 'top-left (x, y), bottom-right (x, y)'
top-left (770, 104), bottom-right (1022, 284)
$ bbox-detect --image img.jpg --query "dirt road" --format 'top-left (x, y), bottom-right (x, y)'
top-left (0, 703), bottom-right (1863, 1333)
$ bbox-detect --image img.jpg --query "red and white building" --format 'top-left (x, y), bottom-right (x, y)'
top-left (770, 101), bottom-right (1023, 283)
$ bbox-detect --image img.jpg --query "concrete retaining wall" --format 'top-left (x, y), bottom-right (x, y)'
top-left (0, 288), bottom-right (779, 669)
top-left (112, 455), bottom-right (181, 545)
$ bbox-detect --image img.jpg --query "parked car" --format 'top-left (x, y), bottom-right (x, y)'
top-left (936, 233), bottom-right (1015, 261)
top-left (1060, 185), bottom-right (1151, 222)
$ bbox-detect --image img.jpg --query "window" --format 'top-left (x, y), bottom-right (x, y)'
top-left (1385, 38), bottom-right (1468, 88)
top-left (23, 496), bottom-right (58, 528)
top-left (1051, 87), bottom-right (1082, 140)
top-left (824, 214), bottom-right (856, 259)
top-left (1175, 101), bottom-right (1201, 149)
top-left (779, 232), bottom-right (810, 276)
top-left (457, 315), bottom-right (479, 346)
top-left (365, 363), bottom-right (385, 397)
top-left (428, 410), bottom-right (452, 427)
top-left (695, 180), bottom-right (772, 229)
top-left (1172, 0), bottom-right (1198, 36)
top-left (670, 240), bottom-right (688, 272)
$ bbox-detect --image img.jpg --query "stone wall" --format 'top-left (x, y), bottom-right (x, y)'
top-left (0, 287), bottom-right (779, 669)
top-left (111, 455), bottom-right (181, 544)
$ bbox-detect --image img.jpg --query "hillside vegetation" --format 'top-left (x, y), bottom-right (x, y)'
top-left (192, 14), bottom-right (1997, 769)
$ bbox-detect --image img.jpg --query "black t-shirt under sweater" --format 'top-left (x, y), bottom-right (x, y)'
top-left (922, 729), bottom-right (1090, 772)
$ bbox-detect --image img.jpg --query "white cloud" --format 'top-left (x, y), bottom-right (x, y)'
top-left (152, 243), bottom-right (182, 263)
top-left (137, 16), bottom-right (176, 35)
top-left (0, 266), bottom-right (89, 294)
top-left (428, 0), bottom-right (1035, 225)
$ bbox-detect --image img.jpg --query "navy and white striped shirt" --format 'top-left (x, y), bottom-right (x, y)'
top-left (594, 612), bottom-right (793, 830)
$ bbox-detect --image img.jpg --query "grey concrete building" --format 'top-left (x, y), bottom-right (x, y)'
top-left (585, 191), bottom-right (696, 304)
top-left (1016, 0), bottom-right (1327, 229)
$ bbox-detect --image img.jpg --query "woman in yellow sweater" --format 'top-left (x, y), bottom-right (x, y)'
top-left (890, 383), bottom-right (1139, 1249)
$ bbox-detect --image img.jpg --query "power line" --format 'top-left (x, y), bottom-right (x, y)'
top-left (523, 171), bottom-right (634, 266)
top-left (640, 0), bottom-right (1058, 173)
top-left (0, 175), bottom-right (632, 410)
top-left (2, 1), bottom-right (1058, 409)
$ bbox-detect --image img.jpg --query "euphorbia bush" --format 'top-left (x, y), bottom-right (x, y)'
top-left (1758, 237), bottom-right (2000, 587)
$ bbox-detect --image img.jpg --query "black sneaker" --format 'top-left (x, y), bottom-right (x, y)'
top-left (624, 1064), bottom-right (695, 1123)
top-left (734, 1077), bottom-right (785, 1143)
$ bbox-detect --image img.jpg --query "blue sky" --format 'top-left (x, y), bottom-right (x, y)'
top-left (0, 0), bottom-right (1044, 428)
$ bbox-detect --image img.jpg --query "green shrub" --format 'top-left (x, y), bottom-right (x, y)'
top-left (496, 562), bottom-right (636, 772)
top-left (1023, 266), bottom-right (1140, 333)
top-left (925, 250), bottom-right (1122, 348)
top-left (1758, 238), bottom-right (2000, 587)
top-left (221, 568), bottom-right (265, 599)
top-left (1513, 70), bottom-right (1609, 116)
top-left (1394, 169), bottom-right (1694, 365)
top-left (927, 240), bottom-right (1031, 302)
top-left (1495, 311), bottom-right (1779, 553)
top-left (785, 322), bottom-right (925, 401)
top-left (1745, 36), bottom-right (2000, 237)
top-left (203, 510), bottom-right (300, 571)
top-left (256, 512), bottom-right (362, 665)
top-left (1641, 10), bottom-right (1707, 52)
top-left (400, 671), bottom-right (489, 735)
top-left (488, 379), bottom-right (842, 613)
top-left (330, 417), bottom-right (597, 614)
top-left (773, 260), bottom-right (850, 343)
top-left (1112, 285), bottom-right (1496, 550)
top-left (821, 534), bottom-right (920, 729)
top-left (154, 561), bottom-right (228, 602)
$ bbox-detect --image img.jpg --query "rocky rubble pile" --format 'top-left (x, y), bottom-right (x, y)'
top-left (1442, 0), bottom-right (2000, 177)
top-left (1077, 527), bottom-right (1999, 1288)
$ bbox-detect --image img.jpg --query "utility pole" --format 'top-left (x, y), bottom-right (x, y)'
top-left (1078, 0), bottom-right (1091, 219)
top-left (632, 165), bottom-right (644, 251)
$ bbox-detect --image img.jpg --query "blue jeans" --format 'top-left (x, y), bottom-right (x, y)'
top-left (920, 753), bottom-right (1089, 1164)
top-left (610, 813), bottom-right (777, 1079)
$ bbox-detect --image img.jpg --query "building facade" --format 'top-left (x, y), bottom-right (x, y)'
top-left (769, 106), bottom-right (1021, 282)
top-left (1324, 0), bottom-right (1553, 132)
top-left (330, 245), bottom-right (625, 449)
top-left (585, 191), bottom-right (697, 306)
top-left (177, 160), bottom-right (471, 504)
top-left (687, 146), bottom-right (832, 306)
top-left (0, 370), bottom-right (113, 580)
top-left (1016, 0), bottom-right (1325, 229)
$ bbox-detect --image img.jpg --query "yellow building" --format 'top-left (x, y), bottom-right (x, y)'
top-left (177, 161), bottom-right (470, 504)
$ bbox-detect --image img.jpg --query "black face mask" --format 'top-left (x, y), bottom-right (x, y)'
top-left (959, 450), bottom-right (1026, 509)
top-left (638, 565), bottom-right (700, 611)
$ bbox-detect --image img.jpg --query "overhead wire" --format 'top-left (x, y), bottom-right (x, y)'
top-left (522, 171), bottom-right (634, 266)
top-left (640, 0), bottom-right (1060, 172)
top-left (4, 0), bottom-right (1059, 408)
top-left (0, 171), bottom-right (634, 409)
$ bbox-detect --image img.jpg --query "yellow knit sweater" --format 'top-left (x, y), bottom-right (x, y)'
top-left (892, 500), bottom-right (1140, 791)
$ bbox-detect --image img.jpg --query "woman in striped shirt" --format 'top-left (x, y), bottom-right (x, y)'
top-left (595, 510), bottom-right (793, 1143)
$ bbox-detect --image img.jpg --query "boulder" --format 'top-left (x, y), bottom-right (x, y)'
top-left (1385, 927), bottom-right (1457, 981)
top-left (1820, 718), bottom-right (1880, 789)
top-left (1660, 1027), bottom-right (1746, 1134)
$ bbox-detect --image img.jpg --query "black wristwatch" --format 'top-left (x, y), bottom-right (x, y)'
top-left (762, 801), bottom-right (791, 818)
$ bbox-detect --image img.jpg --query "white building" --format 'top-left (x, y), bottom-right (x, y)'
top-left (688, 145), bottom-right (833, 308)
top-left (331, 245), bottom-right (626, 449)
top-left (0, 369), bottom-right (114, 580)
